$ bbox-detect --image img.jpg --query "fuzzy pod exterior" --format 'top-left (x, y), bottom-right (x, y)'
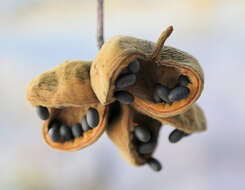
top-left (91, 26), bottom-right (204, 119)
top-left (26, 60), bottom-right (108, 151)
top-left (106, 103), bottom-right (161, 166)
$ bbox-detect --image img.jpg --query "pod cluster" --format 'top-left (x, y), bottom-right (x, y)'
top-left (28, 26), bottom-right (206, 172)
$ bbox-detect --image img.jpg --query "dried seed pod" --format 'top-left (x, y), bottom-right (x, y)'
top-left (26, 60), bottom-right (108, 151)
top-left (91, 26), bottom-right (204, 118)
top-left (106, 102), bottom-right (206, 167)
top-left (106, 103), bottom-right (161, 166)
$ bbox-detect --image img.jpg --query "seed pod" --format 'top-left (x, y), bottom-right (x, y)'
top-left (26, 60), bottom-right (108, 152)
top-left (91, 26), bottom-right (204, 119)
top-left (106, 103), bottom-right (161, 166)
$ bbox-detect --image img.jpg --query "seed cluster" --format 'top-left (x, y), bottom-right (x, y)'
top-left (38, 107), bottom-right (100, 143)
top-left (114, 60), bottom-right (140, 104)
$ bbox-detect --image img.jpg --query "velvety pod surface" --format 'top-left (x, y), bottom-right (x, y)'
top-left (107, 102), bottom-right (161, 166)
top-left (91, 26), bottom-right (204, 119)
top-left (26, 60), bottom-right (108, 151)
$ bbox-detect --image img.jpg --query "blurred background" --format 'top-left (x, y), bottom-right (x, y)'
top-left (1, 0), bottom-right (245, 189)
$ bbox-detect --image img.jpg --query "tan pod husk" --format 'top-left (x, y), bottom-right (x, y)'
top-left (26, 60), bottom-right (108, 151)
top-left (157, 104), bottom-right (207, 134)
top-left (106, 103), bottom-right (161, 166)
top-left (91, 26), bottom-right (204, 118)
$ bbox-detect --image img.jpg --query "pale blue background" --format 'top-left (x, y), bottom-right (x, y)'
top-left (1, 0), bottom-right (245, 189)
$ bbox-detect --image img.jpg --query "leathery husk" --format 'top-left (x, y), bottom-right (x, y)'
top-left (106, 103), bottom-right (206, 167)
top-left (157, 104), bottom-right (206, 134)
top-left (26, 60), bottom-right (108, 151)
top-left (91, 26), bottom-right (204, 118)
top-left (106, 103), bottom-right (161, 166)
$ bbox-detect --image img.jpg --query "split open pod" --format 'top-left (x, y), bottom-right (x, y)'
top-left (91, 26), bottom-right (204, 118)
top-left (107, 102), bottom-right (162, 170)
top-left (106, 103), bottom-right (206, 171)
top-left (26, 60), bottom-right (108, 151)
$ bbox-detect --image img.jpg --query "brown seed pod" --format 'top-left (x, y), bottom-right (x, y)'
top-left (106, 102), bottom-right (161, 166)
top-left (106, 103), bottom-right (206, 167)
top-left (91, 26), bottom-right (204, 118)
top-left (26, 60), bottom-right (108, 151)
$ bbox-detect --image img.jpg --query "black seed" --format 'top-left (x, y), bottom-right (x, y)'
top-left (179, 75), bottom-right (190, 86)
top-left (153, 89), bottom-right (162, 103)
top-left (48, 119), bottom-right (60, 130)
top-left (154, 84), bottom-right (170, 103)
top-left (134, 126), bottom-right (151, 143)
top-left (59, 124), bottom-right (73, 141)
top-left (168, 86), bottom-right (190, 102)
top-left (115, 74), bottom-right (136, 89)
top-left (36, 106), bottom-right (49, 120)
top-left (128, 60), bottom-right (140, 73)
top-left (81, 116), bottom-right (90, 132)
top-left (147, 157), bottom-right (162, 172)
top-left (48, 123), bottom-right (60, 142)
top-left (138, 140), bottom-right (157, 154)
top-left (114, 91), bottom-right (134, 104)
top-left (168, 129), bottom-right (186, 143)
top-left (86, 108), bottom-right (99, 128)
top-left (71, 123), bottom-right (83, 138)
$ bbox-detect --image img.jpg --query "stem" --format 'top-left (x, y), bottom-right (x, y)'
top-left (97, 0), bottom-right (104, 49)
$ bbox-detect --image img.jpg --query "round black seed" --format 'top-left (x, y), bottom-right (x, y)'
top-left (81, 116), bottom-right (90, 132)
top-left (134, 126), bottom-right (151, 143)
top-left (138, 141), bottom-right (157, 154)
top-left (86, 108), bottom-right (99, 128)
top-left (114, 91), bottom-right (134, 104)
top-left (59, 124), bottom-right (73, 141)
top-left (168, 86), bottom-right (190, 102)
top-left (147, 157), bottom-right (162, 172)
top-left (153, 89), bottom-right (162, 103)
top-left (48, 119), bottom-right (60, 130)
top-left (48, 124), bottom-right (60, 142)
top-left (115, 74), bottom-right (136, 89)
top-left (128, 60), bottom-right (140, 73)
top-left (154, 84), bottom-right (170, 103)
top-left (179, 75), bottom-right (190, 86)
top-left (169, 129), bottom-right (186, 143)
top-left (36, 106), bottom-right (49, 120)
top-left (71, 123), bottom-right (83, 138)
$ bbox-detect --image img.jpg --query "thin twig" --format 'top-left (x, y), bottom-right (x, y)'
top-left (97, 0), bottom-right (104, 49)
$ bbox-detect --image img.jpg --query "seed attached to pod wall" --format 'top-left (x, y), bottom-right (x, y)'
top-left (128, 60), bottom-right (140, 73)
top-left (154, 84), bottom-right (170, 103)
top-left (147, 157), bottom-right (162, 172)
top-left (36, 106), bottom-right (49, 120)
top-left (179, 75), bottom-right (190, 86)
top-left (134, 126), bottom-right (151, 143)
top-left (86, 108), bottom-right (99, 128)
top-left (115, 74), bottom-right (136, 89)
top-left (72, 123), bottom-right (83, 138)
top-left (114, 91), bottom-right (134, 104)
top-left (138, 140), bottom-right (157, 154)
top-left (168, 86), bottom-right (190, 102)
top-left (60, 124), bottom-right (73, 142)
top-left (81, 116), bottom-right (90, 132)
top-left (48, 124), bottom-right (60, 142)
top-left (168, 129), bottom-right (187, 143)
